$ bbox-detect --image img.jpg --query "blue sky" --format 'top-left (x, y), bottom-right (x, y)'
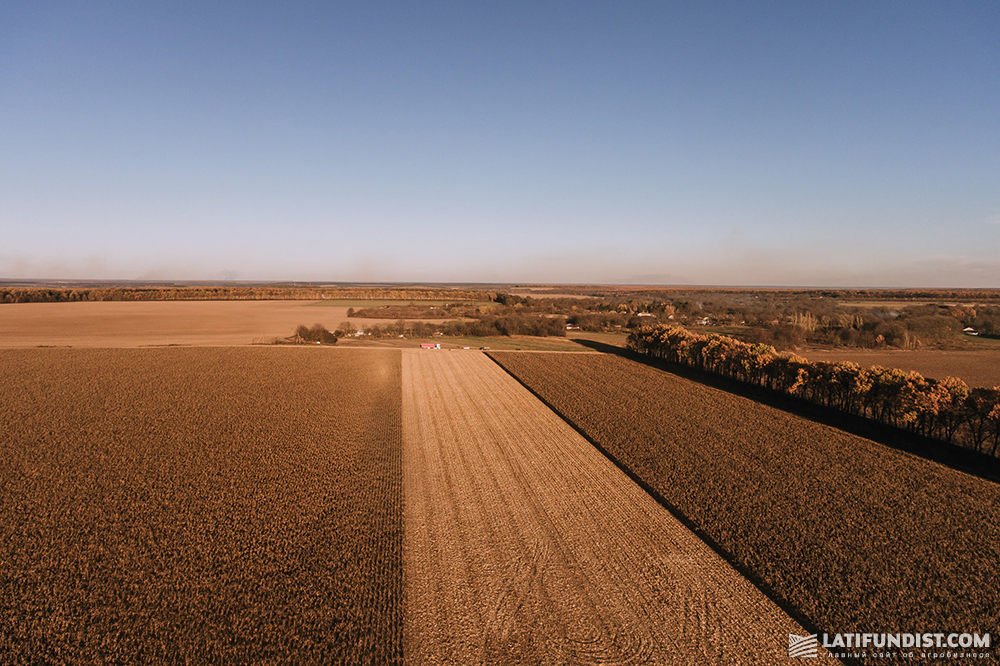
top-left (2, 2), bottom-right (998, 286)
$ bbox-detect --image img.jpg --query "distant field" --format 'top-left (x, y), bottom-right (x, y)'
top-left (490, 351), bottom-right (1000, 666)
top-left (566, 330), bottom-right (629, 348)
top-left (801, 347), bottom-right (1000, 387)
top-left (0, 301), bottom-right (459, 347)
top-left (0, 347), bottom-right (402, 664)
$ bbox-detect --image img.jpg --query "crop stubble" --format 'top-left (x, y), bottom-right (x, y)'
top-left (0, 347), bottom-right (402, 664)
top-left (489, 351), bottom-right (1000, 666)
top-left (403, 350), bottom-right (824, 665)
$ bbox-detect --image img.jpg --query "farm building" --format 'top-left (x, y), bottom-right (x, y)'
top-left (420, 343), bottom-right (441, 349)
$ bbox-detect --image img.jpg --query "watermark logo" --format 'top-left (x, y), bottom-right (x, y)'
top-left (787, 631), bottom-right (991, 659)
top-left (789, 634), bottom-right (818, 658)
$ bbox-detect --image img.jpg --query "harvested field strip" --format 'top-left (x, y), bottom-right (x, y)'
top-left (402, 350), bottom-right (827, 665)
top-left (0, 347), bottom-right (403, 664)
top-left (489, 351), bottom-right (1000, 666)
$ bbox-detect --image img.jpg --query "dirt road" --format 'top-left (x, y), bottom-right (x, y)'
top-left (402, 351), bottom-right (824, 665)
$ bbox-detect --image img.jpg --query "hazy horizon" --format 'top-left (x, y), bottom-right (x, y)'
top-left (3, 2), bottom-right (998, 287)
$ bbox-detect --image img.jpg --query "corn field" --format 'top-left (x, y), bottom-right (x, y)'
top-left (0, 347), bottom-right (402, 665)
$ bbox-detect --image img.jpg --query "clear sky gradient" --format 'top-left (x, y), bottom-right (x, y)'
top-left (2, 2), bottom-right (998, 286)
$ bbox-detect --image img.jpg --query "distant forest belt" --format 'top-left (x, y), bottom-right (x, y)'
top-left (0, 347), bottom-right (403, 665)
top-left (488, 351), bottom-right (1000, 666)
top-left (0, 286), bottom-right (492, 303)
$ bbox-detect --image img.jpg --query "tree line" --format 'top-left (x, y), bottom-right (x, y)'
top-left (293, 324), bottom-right (338, 344)
top-left (628, 325), bottom-right (1000, 456)
top-left (348, 303), bottom-right (481, 319)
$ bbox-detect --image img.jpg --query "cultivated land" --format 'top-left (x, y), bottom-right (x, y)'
top-left (402, 350), bottom-right (826, 665)
top-left (800, 347), bottom-right (1000, 387)
top-left (489, 351), bottom-right (1000, 666)
top-left (0, 347), bottom-right (403, 664)
top-left (0, 300), bottom-right (461, 347)
top-left (6, 297), bottom-right (993, 664)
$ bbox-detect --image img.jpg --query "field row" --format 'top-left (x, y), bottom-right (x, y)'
top-left (403, 351), bottom-right (823, 664)
top-left (489, 351), bottom-right (1000, 666)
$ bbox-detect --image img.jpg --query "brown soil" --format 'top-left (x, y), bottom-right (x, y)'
top-left (402, 350), bottom-right (827, 665)
top-left (0, 347), bottom-right (403, 664)
top-left (800, 347), bottom-right (1000, 387)
top-left (490, 351), bottom-right (1000, 666)
top-left (0, 300), bottom-right (452, 347)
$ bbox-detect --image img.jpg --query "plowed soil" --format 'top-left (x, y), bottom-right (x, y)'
top-left (489, 351), bottom-right (1000, 666)
top-left (0, 347), bottom-right (402, 664)
top-left (402, 350), bottom-right (826, 665)
top-left (801, 347), bottom-right (1000, 387)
